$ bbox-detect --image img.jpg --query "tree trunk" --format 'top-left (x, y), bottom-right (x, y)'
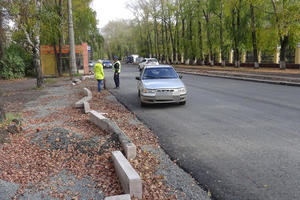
top-left (57, 0), bottom-right (63, 76)
top-left (232, 8), bottom-right (240, 68)
top-left (164, 20), bottom-right (170, 63)
top-left (0, 8), bottom-right (4, 60)
top-left (175, 13), bottom-right (179, 63)
top-left (219, 4), bottom-right (225, 67)
top-left (168, 15), bottom-right (175, 64)
top-left (67, 0), bottom-right (77, 76)
top-left (35, 0), bottom-right (43, 87)
top-left (189, 17), bottom-right (194, 64)
top-left (280, 35), bottom-right (288, 69)
top-left (0, 6), bottom-right (5, 76)
top-left (154, 17), bottom-right (159, 60)
top-left (270, 0), bottom-right (287, 70)
top-left (198, 19), bottom-right (204, 65)
top-left (204, 12), bottom-right (213, 66)
top-left (250, 3), bottom-right (259, 69)
top-left (33, 42), bottom-right (43, 87)
top-left (148, 30), bottom-right (152, 57)
top-left (181, 18), bottom-right (186, 64)
top-left (161, 21), bottom-right (166, 63)
top-left (0, 104), bottom-right (5, 122)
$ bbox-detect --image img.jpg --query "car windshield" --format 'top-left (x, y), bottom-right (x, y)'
top-left (142, 67), bottom-right (178, 79)
top-left (103, 61), bottom-right (111, 64)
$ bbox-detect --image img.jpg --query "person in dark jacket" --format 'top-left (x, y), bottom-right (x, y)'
top-left (113, 56), bottom-right (121, 88)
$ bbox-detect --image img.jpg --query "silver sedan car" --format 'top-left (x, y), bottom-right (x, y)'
top-left (136, 65), bottom-right (187, 106)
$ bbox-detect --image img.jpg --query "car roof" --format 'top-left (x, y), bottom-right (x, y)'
top-left (144, 65), bottom-right (173, 69)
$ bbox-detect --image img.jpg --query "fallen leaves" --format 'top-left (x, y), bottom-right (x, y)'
top-left (87, 81), bottom-right (178, 199)
top-left (0, 77), bottom-right (186, 200)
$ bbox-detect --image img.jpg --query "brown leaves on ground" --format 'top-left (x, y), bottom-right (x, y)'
top-left (0, 77), bottom-right (180, 199)
top-left (0, 133), bottom-right (121, 197)
top-left (0, 79), bottom-right (123, 198)
top-left (87, 80), bottom-right (178, 199)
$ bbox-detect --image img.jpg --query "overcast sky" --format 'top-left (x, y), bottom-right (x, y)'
top-left (91, 0), bottom-right (134, 29)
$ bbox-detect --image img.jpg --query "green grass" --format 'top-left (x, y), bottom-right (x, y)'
top-left (73, 73), bottom-right (82, 77)
top-left (1, 112), bottom-right (21, 128)
top-left (44, 78), bottom-right (57, 84)
top-left (32, 86), bottom-right (44, 91)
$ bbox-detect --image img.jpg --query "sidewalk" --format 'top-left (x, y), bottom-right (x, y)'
top-left (0, 77), bottom-right (211, 199)
top-left (0, 78), bottom-right (121, 199)
top-left (174, 65), bottom-right (300, 86)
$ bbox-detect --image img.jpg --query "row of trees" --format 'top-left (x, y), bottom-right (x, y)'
top-left (0, 0), bottom-right (103, 86)
top-left (103, 0), bottom-right (300, 69)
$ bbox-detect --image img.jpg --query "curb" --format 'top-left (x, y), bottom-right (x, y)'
top-left (104, 194), bottom-right (131, 200)
top-left (75, 88), bottom-right (92, 108)
top-left (72, 75), bottom-right (94, 85)
top-left (74, 85), bottom-right (141, 199)
top-left (177, 71), bottom-right (300, 87)
top-left (89, 110), bottom-right (136, 159)
top-left (83, 101), bottom-right (91, 114)
top-left (112, 151), bottom-right (142, 199)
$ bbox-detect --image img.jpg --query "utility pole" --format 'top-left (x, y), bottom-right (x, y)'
top-left (67, 0), bottom-right (77, 76)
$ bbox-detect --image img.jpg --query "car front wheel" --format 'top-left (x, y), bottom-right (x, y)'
top-left (179, 101), bottom-right (186, 105)
top-left (140, 100), bottom-right (147, 107)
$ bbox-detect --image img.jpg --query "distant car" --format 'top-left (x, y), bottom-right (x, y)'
top-left (88, 60), bottom-right (95, 67)
top-left (88, 61), bottom-right (96, 72)
top-left (135, 65), bottom-right (187, 106)
top-left (102, 60), bottom-right (113, 68)
top-left (138, 58), bottom-right (159, 71)
top-left (127, 56), bottom-right (133, 63)
top-left (136, 57), bottom-right (144, 64)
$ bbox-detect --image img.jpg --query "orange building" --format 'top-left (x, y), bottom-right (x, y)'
top-left (40, 43), bottom-right (89, 76)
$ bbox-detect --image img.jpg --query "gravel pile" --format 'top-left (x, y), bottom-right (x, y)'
top-left (20, 170), bottom-right (104, 200)
top-left (0, 179), bottom-right (19, 199)
top-left (30, 127), bottom-right (115, 157)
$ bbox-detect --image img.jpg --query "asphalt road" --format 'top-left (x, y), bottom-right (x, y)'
top-left (105, 64), bottom-right (300, 200)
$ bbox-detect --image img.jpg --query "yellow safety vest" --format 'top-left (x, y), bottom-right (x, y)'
top-left (113, 61), bottom-right (121, 73)
top-left (94, 62), bottom-right (104, 80)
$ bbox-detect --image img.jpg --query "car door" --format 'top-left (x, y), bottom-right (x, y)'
top-left (137, 69), bottom-right (144, 96)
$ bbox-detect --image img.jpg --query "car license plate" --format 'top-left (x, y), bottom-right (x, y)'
top-left (157, 92), bottom-right (172, 96)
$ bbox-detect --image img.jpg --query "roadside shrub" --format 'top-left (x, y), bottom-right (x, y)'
top-left (0, 44), bottom-right (33, 79)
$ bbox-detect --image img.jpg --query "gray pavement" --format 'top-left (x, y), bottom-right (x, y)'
top-left (105, 64), bottom-right (300, 200)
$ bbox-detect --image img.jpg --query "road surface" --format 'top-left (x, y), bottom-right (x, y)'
top-left (105, 64), bottom-right (300, 200)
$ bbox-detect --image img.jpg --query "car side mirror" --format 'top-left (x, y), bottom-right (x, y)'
top-left (136, 77), bottom-right (141, 80)
top-left (179, 75), bottom-right (183, 79)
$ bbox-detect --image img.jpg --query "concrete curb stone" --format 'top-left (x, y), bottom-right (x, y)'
top-left (104, 194), bottom-right (131, 200)
top-left (75, 88), bottom-right (92, 108)
top-left (112, 151), bottom-right (142, 199)
top-left (83, 101), bottom-right (91, 114)
top-left (89, 110), bottom-right (136, 159)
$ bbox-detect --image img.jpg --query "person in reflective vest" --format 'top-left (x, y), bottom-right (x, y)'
top-left (94, 60), bottom-right (104, 92)
top-left (113, 56), bottom-right (121, 88)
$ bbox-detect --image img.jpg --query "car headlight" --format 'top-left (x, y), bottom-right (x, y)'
top-left (176, 87), bottom-right (187, 94)
top-left (143, 88), bottom-right (156, 93)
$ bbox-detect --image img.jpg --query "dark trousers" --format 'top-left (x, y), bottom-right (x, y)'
top-left (97, 79), bottom-right (103, 92)
top-left (114, 73), bottom-right (120, 88)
